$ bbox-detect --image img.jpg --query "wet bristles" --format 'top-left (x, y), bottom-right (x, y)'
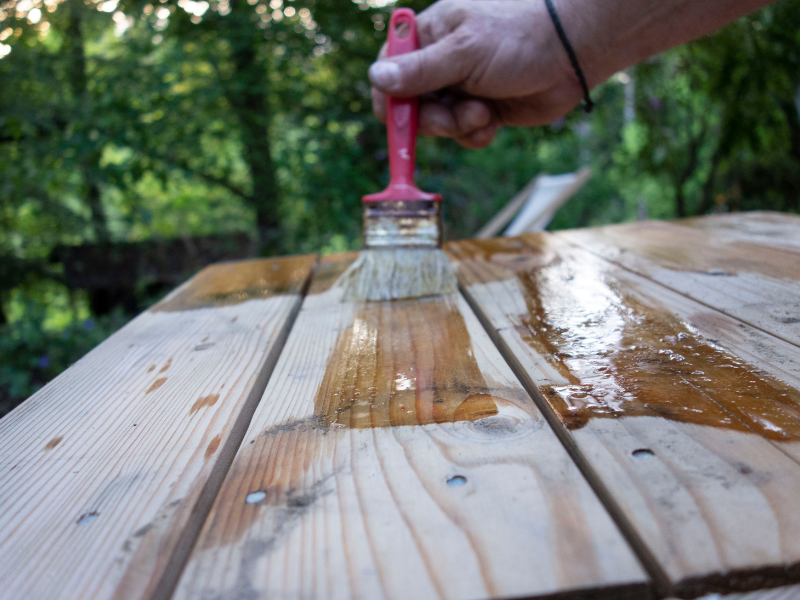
top-left (337, 248), bottom-right (458, 302)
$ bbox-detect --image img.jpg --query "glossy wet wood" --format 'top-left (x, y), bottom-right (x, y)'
top-left (4, 212), bottom-right (800, 600)
top-left (448, 232), bottom-right (800, 597)
top-left (173, 253), bottom-right (648, 600)
top-left (0, 255), bottom-right (316, 600)
top-left (558, 220), bottom-right (800, 347)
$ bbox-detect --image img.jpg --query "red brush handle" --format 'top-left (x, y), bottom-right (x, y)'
top-left (363, 8), bottom-right (440, 203)
top-left (386, 9), bottom-right (418, 189)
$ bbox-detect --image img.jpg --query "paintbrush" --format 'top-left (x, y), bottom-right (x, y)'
top-left (339, 7), bottom-right (457, 302)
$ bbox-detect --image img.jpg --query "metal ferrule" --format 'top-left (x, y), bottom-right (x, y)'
top-left (363, 200), bottom-right (443, 249)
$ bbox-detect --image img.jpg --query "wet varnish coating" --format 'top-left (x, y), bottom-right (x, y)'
top-left (314, 296), bottom-right (501, 428)
top-left (152, 254), bottom-right (317, 312)
top-left (307, 251), bottom-right (360, 295)
top-left (448, 236), bottom-right (800, 440)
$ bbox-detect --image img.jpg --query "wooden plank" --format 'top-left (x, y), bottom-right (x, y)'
top-left (173, 253), bottom-right (649, 600)
top-left (683, 583), bottom-right (800, 600)
top-left (678, 211), bottom-right (800, 254)
top-left (447, 234), bottom-right (800, 597)
top-left (0, 255), bottom-right (317, 600)
top-left (558, 220), bottom-right (800, 348)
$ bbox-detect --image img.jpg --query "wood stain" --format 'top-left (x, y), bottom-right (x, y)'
top-left (152, 255), bottom-right (316, 312)
top-left (449, 235), bottom-right (800, 441)
top-left (313, 296), bottom-right (504, 428)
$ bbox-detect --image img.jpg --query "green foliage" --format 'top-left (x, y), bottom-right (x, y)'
top-left (1, 0), bottom-right (799, 412)
top-left (0, 299), bottom-right (128, 417)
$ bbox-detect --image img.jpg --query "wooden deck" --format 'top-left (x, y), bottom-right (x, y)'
top-left (2, 211), bottom-right (800, 600)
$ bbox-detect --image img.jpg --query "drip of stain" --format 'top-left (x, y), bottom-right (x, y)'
top-left (313, 296), bottom-right (511, 428)
top-left (449, 235), bottom-right (800, 441)
top-left (152, 255), bottom-right (316, 312)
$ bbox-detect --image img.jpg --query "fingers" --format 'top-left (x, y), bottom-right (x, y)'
top-left (418, 97), bottom-right (500, 149)
top-left (372, 87), bottom-right (387, 124)
top-left (373, 86), bottom-right (500, 148)
top-left (368, 33), bottom-right (472, 98)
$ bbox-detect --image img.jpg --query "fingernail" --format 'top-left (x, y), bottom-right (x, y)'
top-left (369, 61), bottom-right (400, 91)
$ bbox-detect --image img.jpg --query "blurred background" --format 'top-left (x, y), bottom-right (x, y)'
top-left (1, 0), bottom-right (799, 416)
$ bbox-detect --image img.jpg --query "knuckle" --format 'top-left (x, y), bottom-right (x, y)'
top-left (449, 25), bottom-right (474, 55)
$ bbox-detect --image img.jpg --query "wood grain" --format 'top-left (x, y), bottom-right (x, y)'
top-left (447, 233), bottom-right (800, 597)
top-left (173, 253), bottom-right (648, 600)
top-left (0, 255), bottom-right (316, 600)
top-left (678, 211), bottom-right (800, 254)
top-left (558, 220), bottom-right (800, 348)
top-left (682, 583), bottom-right (800, 600)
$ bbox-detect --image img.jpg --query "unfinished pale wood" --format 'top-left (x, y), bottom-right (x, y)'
top-left (558, 220), bottom-right (800, 348)
top-left (447, 233), bottom-right (800, 597)
top-left (678, 211), bottom-right (800, 254)
top-left (173, 254), bottom-right (648, 600)
top-left (0, 255), bottom-right (316, 600)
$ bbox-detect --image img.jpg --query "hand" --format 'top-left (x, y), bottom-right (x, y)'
top-left (369, 0), bottom-right (587, 149)
top-left (368, 0), bottom-right (775, 149)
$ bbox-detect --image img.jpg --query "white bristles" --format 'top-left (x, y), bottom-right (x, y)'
top-left (336, 248), bottom-right (458, 302)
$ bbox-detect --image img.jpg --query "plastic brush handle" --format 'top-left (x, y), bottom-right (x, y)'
top-left (385, 9), bottom-right (418, 190)
top-left (363, 8), bottom-right (440, 203)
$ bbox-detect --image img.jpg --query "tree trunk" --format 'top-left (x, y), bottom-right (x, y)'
top-left (779, 99), bottom-right (800, 213)
top-left (66, 2), bottom-right (110, 244)
top-left (223, 1), bottom-right (281, 253)
top-left (697, 148), bottom-right (721, 216)
top-left (674, 132), bottom-right (703, 218)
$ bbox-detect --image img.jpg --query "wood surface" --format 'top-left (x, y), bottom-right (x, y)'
top-left (5, 212), bottom-right (800, 600)
top-left (173, 253), bottom-right (648, 600)
top-left (678, 211), bottom-right (800, 254)
top-left (0, 255), bottom-right (316, 600)
top-left (447, 233), bottom-right (800, 598)
top-left (684, 583), bottom-right (800, 600)
top-left (558, 220), bottom-right (800, 348)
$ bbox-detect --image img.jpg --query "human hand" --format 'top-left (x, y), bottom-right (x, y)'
top-left (368, 0), bottom-right (589, 149)
top-left (368, 0), bottom-right (775, 149)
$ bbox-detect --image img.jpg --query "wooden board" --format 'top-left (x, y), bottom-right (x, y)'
top-left (172, 253), bottom-right (649, 600)
top-left (558, 220), bottom-right (800, 348)
top-left (0, 255), bottom-right (316, 600)
top-left (685, 583), bottom-right (800, 600)
top-left (678, 211), bottom-right (800, 254)
top-left (447, 234), bottom-right (800, 597)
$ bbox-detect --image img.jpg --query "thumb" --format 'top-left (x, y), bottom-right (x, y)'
top-left (368, 35), bottom-right (471, 98)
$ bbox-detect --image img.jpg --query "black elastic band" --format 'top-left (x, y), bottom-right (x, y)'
top-left (543, 0), bottom-right (594, 113)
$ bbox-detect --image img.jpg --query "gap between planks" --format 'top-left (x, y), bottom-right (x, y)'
top-left (555, 230), bottom-right (800, 475)
top-left (171, 252), bottom-right (649, 600)
top-left (560, 222), bottom-right (800, 352)
top-left (448, 231), bottom-right (800, 598)
top-left (0, 255), bottom-right (318, 600)
top-left (148, 258), bottom-right (318, 600)
top-left (456, 278), bottom-right (672, 599)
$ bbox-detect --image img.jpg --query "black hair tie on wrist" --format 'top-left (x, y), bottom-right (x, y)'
top-left (543, 0), bottom-right (594, 113)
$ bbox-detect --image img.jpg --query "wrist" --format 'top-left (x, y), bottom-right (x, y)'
top-left (554, 0), bottom-right (775, 87)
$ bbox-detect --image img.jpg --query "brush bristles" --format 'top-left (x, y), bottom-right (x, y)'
top-left (336, 248), bottom-right (458, 302)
